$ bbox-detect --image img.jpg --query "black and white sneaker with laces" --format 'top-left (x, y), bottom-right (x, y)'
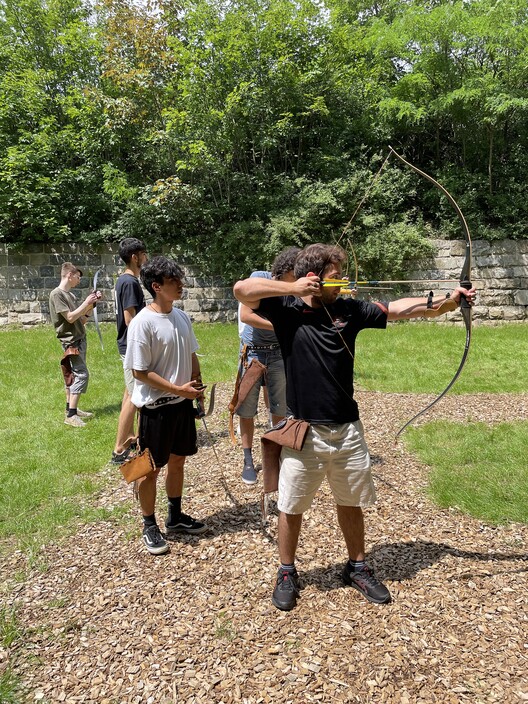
top-left (342, 563), bottom-right (391, 604)
top-left (142, 524), bottom-right (169, 555)
top-left (272, 567), bottom-right (301, 611)
top-left (165, 513), bottom-right (207, 537)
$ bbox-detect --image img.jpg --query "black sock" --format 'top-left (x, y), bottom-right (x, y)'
top-left (67, 408), bottom-right (77, 418)
top-left (167, 496), bottom-right (182, 524)
top-left (66, 403), bottom-right (69, 413)
top-left (348, 559), bottom-right (366, 573)
top-left (143, 513), bottom-right (157, 528)
top-left (243, 448), bottom-right (254, 467)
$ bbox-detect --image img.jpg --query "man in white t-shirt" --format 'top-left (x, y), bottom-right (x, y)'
top-left (124, 256), bottom-right (207, 555)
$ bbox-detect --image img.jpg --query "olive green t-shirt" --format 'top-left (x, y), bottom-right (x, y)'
top-left (49, 287), bottom-right (85, 344)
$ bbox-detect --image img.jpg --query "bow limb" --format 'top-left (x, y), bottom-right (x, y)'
top-left (388, 146), bottom-right (473, 437)
top-left (93, 268), bottom-right (104, 351)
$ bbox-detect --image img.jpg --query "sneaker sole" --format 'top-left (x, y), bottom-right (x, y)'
top-left (144, 542), bottom-right (170, 555)
top-left (342, 572), bottom-right (391, 604)
top-left (241, 477), bottom-right (258, 486)
top-left (165, 525), bottom-right (208, 537)
top-left (271, 595), bottom-right (298, 611)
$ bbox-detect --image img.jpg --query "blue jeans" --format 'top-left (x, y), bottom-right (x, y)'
top-left (237, 348), bottom-right (287, 418)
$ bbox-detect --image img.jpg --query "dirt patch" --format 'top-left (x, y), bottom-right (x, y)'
top-left (2, 387), bottom-right (527, 703)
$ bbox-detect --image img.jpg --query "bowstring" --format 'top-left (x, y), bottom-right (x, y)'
top-left (318, 151), bottom-right (393, 390)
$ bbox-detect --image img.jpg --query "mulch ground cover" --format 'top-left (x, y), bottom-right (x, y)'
top-left (1, 386), bottom-right (527, 703)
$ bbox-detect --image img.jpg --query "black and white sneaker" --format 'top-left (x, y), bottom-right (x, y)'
top-left (342, 563), bottom-right (391, 604)
top-left (142, 524), bottom-right (169, 555)
top-left (165, 513), bottom-right (207, 537)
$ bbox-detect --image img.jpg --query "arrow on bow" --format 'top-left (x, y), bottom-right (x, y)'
top-left (92, 267), bottom-right (104, 351)
top-left (326, 146), bottom-right (473, 436)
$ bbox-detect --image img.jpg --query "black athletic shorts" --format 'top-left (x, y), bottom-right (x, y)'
top-left (139, 400), bottom-right (198, 468)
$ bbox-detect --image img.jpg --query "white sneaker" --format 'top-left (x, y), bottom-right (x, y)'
top-left (64, 414), bottom-right (86, 427)
top-left (76, 409), bottom-right (93, 418)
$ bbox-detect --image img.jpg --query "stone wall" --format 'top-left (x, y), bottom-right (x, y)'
top-left (407, 239), bottom-right (528, 323)
top-left (1, 239), bottom-right (527, 327)
top-left (0, 244), bottom-right (238, 326)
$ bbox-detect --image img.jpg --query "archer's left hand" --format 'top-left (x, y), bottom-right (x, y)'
top-left (451, 285), bottom-right (477, 307)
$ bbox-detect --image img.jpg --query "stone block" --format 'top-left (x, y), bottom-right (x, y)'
top-left (513, 289), bottom-right (528, 305)
top-left (0, 316), bottom-right (8, 326)
top-left (480, 292), bottom-right (512, 306)
top-left (474, 255), bottom-right (502, 267)
top-left (511, 266), bottom-right (528, 278)
top-left (479, 278), bottom-right (516, 289)
top-left (502, 306), bottom-right (526, 321)
top-left (488, 306), bottom-right (504, 320)
top-left (24, 243), bottom-right (45, 254)
top-left (471, 306), bottom-right (489, 320)
top-left (29, 253), bottom-right (51, 267)
top-left (8, 253), bottom-right (31, 266)
top-left (489, 240), bottom-right (517, 255)
top-left (11, 300), bottom-right (30, 312)
top-left (473, 240), bottom-right (492, 256)
top-left (50, 243), bottom-right (79, 255)
top-left (19, 313), bottom-right (45, 325)
top-left (20, 289), bottom-right (38, 301)
top-left (39, 265), bottom-right (55, 277)
top-left (183, 299), bottom-right (200, 312)
top-left (28, 277), bottom-right (45, 290)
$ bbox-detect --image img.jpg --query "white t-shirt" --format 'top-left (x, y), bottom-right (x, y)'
top-left (124, 306), bottom-right (199, 408)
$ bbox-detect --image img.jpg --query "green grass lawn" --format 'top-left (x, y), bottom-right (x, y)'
top-left (355, 321), bottom-right (528, 393)
top-left (0, 321), bottom-right (526, 561)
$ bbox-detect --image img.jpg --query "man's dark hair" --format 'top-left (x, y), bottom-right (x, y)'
top-left (119, 238), bottom-right (146, 265)
top-left (271, 247), bottom-right (301, 279)
top-left (294, 243), bottom-right (347, 279)
top-left (140, 256), bottom-right (185, 298)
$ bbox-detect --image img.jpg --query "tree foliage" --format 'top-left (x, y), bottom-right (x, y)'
top-left (0, 0), bottom-right (527, 279)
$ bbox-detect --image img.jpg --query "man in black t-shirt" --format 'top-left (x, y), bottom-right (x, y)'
top-left (234, 243), bottom-right (476, 611)
top-left (111, 238), bottom-right (148, 464)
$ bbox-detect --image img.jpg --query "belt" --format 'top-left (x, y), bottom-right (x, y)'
top-left (147, 396), bottom-right (179, 409)
top-left (247, 344), bottom-right (280, 351)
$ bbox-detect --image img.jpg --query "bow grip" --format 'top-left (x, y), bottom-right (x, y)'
top-left (459, 278), bottom-right (472, 310)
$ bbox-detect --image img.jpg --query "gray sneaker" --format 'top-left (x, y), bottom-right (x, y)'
top-left (272, 567), bottom-right (301, 611)
top-left (64, 414), bottom-right (86, 427)
top-left (241, 464), bottom-right (258, 485)
top-left (342, 563), bottom-right (391, 604)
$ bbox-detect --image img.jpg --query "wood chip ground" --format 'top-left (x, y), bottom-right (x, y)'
top-left (1, 387), bottom-right (527, 703)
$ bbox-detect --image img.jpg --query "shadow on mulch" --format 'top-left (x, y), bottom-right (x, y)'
top-left (371, 539), bottom-right (528, 580)
top-left (295, 539), bottom-right (527, 592)
top-left (164, 500), bottom-right (266, 540)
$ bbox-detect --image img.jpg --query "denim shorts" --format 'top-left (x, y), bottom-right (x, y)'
top-left (236, 348), bottom-right (287, 418)
top-left (278, 421), bottom-right (376, 514)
